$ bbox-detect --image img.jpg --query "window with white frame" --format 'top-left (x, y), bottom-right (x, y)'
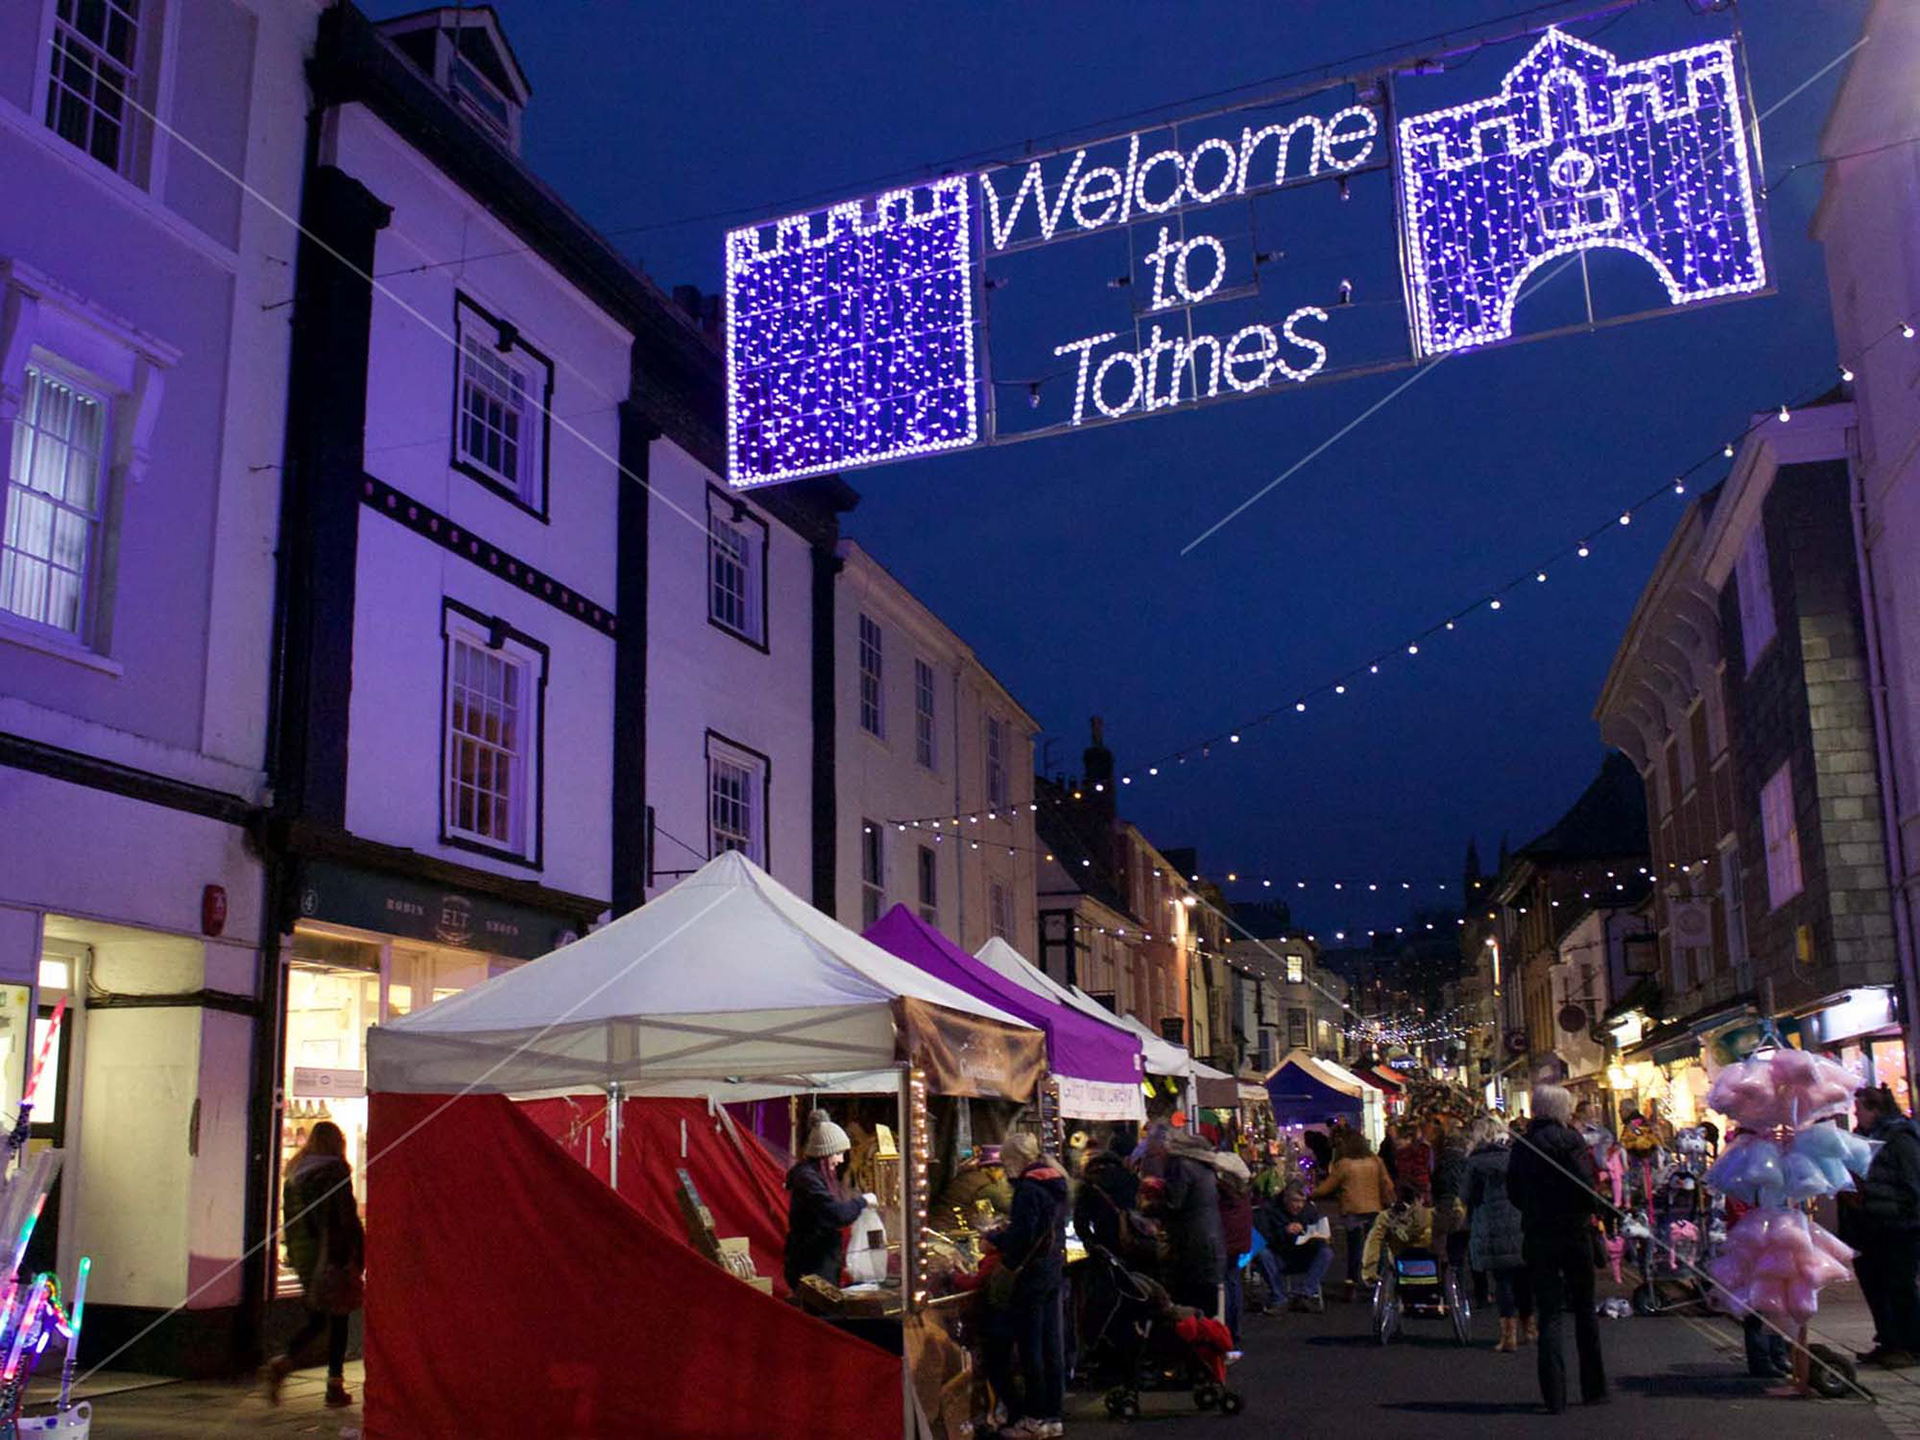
top-left (1760, 761), bottom-right (1803, 908)
top-left (3, 364), bottom-right (106, 637)
top-left (45, 0), bottom-right (145, 177)
top-left (0, 264), bottom-right (177, 659)
top-left (914, 658), bottom-right (936, 769)
top-left (859, 613), bottom-right (884, 738)
top-left (861, 820), bottom-right (884, 928)
top-left (1735, 525), bottom-right (1777, 670)
top-left (453, 297), bottom-right (550, 513)
top-left (917, 844), bottom-right (937, 924)
top-left (707, 489), bottom-right (766, 646)
top-left (990, 879), bottom-right (1010, 940)
top-left (708, 736), bottom-right (767, 867)
top-left (986, 715), bottom-right (1007, 807)
top-left (444, 622), bottom-right (542, 860)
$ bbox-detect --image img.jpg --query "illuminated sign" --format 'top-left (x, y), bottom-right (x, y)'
top-left (722, 26), bottom-right (1767, 488)
top-left (725, 178), bottom-right (978, 487)
top-left (1397, 30), bottom-right (1765, 357)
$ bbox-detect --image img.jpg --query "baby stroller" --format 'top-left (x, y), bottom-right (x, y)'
top-left (1371, 1246), bottom-right (1471, 1346)
top-left (1079, 1246), bottom-right (1245, 1419)
top-left (1629, 1160), bottom-right (1714, 1316)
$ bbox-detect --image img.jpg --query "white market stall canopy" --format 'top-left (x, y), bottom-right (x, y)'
top-left (1109, 1008), bottom-right (1197, 1080)
top-left (367, 850), bottom-right (1037, 1096)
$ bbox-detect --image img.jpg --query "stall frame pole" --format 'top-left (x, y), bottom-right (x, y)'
top-left (607, 1079), bottom-right (623, 1191)
top-left (898, 1062), bottom-right (918, 1440)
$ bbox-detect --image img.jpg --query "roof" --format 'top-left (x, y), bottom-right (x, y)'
top-left (1515, 752), bottom-right (1648, 863)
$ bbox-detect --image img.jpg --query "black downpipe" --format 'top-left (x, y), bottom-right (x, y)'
top-left (241, 104), bottom-right (391, 1367)
top-left (610, 399), bottom-right (656, 918)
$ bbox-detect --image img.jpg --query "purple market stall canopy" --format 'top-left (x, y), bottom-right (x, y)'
top-left (865, 907), bottom-right (1145, 1121)
top-left (973, 936), bottom-right (1191, 1080)
top-left (725, 21), bottom-right (1769, 488)
top-left (1265, 1050), bottom-right (1366, 1125)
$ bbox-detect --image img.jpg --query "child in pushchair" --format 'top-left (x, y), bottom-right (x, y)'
top-left (1078, 1245), bottom-right (1245, 1420)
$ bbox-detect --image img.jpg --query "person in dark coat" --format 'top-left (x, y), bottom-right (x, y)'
top-left (984, 1132), bottom-right (1069, 1437)
top-left (1507, 1084), bottom-right (1606, 1413)
top-left (265, 1121), bottom-right (365, 1409)
top-left (1304, 1127), bottom-right (1334, 1178)
top-left (1267, 1181), bottom-right (1334, 1309)
top-left (783, 1109), bottom-right (872, 1290)
top-left (1157, 1129), bottom-right (1226, 1314)
top-left (1430, 1118), bottom-right (1471, 1279)
top-left (1464, 1117), bottom-right (1532, 1352)
top-left (1853, 1085), bottom-right (1920, 1366)
top-left (1073, 1143), bottom-right (1141, 1257)
top-left (1215, 1152), bottom-right (1255, 1345)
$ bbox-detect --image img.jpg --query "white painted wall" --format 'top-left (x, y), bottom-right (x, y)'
top-left (834, 542), bottom-right (1039, 952)
top-left (328, 102), bottom-right (627, 907)
top-left (644, 443), bottom-right (816, 898)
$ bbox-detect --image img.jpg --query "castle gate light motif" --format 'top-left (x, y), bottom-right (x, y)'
top-left (722, 21), bottom-right (1770, 489)
top-left (1396, 29), bottom-right (1766, 358)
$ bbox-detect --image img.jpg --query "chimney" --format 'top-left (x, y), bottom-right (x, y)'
top-left (1083, 716), bottom-right (1116, 831)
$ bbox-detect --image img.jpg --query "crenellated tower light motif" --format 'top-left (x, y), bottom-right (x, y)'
top-left (1397, 28), bottom-right (1766, 357)
top-left (724, 178), bottom-right (979, 488)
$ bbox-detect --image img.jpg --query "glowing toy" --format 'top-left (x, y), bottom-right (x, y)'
top-left (1397, 28), bottom-right (1766, 356)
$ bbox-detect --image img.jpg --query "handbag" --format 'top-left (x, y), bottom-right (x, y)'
top-left (986, 1209), bottom-right (1059, 1311)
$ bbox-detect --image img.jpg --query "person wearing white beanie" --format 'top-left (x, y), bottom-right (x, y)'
top-left (783, 1109), bottom-right (875, 1290)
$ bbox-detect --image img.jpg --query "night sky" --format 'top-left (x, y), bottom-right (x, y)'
top-left (365, 0), bottom-right (1867, 937)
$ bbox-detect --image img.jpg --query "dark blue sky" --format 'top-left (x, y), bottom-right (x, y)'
top-left (371, 0), bottom-right (1867, 936)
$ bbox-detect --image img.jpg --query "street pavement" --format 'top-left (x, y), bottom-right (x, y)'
top-left (1065, 1284), bottom-right (1909, 1440)
top-left (41, 1278), bottom-right (1920, 1438)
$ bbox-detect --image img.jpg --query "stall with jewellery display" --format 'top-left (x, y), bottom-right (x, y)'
top-left (362, 850), bottom-right (1045, 1440)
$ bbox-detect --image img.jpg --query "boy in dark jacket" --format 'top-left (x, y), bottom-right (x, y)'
top-left (985, 1132), bottom-right (1069, 1439)
top-left (1854, 1086), bottom-right (1920, 1365)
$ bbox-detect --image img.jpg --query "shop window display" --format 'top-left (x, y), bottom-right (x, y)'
top-left (278, 927), bottom-right (516, 1291)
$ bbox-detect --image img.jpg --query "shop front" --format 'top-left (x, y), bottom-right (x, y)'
top-left (1794, 986), bottom-right (1908, 1114)
top-left (277, 859), bottom-right (592, 1294)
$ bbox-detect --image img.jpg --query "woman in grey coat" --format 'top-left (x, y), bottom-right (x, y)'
top-left (1464, 1116), bottom-right (1533, 1352)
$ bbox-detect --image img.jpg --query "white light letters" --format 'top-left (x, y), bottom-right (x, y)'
top-left (981, 103), bottom-right (1380, 253)
top-left (1054, 307), bottom-right (1329, 425)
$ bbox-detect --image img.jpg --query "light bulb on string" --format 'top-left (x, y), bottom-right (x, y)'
top-left (1577, 544), bottom-right (1589, 558)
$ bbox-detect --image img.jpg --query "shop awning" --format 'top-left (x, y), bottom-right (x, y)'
top-left (366, 850), bottom-right (1043, 1099)
top-left (1621, 1019), bottom-right (1700, 1067)
top-left (1109, 1010), bottom-right (1197, 1079)
top-left (866, 907), bottom-right (1145, 1121)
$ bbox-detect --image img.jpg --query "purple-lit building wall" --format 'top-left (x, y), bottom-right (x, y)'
top-left (0, 0), bottom-right (313, 1376)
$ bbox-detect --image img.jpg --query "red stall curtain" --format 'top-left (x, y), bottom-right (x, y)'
top-left (519, 1094), bottom-right (792, 1295)
top-left (366, 1092), bottom-right (902, 1440)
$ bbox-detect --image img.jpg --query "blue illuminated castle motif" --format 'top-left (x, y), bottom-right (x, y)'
top-left (1397, 29), bottom-right (1766, 357)
top-left (725, 178), bottom-right (979, 487)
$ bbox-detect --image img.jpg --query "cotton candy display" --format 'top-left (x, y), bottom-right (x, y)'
top-left (1705, 1126), bottom-right (1877, 1205)
top-left (1707, 1209), bottom-right (1854, 1325)
top-left (1707, 1048), bottom-right (1861, 1130)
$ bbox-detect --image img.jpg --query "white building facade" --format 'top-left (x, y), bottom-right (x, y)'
top-left (834, 542), bottom-right (1039, 952)
top-left (0, 0), bottom-right (314, 1374)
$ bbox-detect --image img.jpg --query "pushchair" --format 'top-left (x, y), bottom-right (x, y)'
top-left (1629, 1164), bottom-right (1715, 1316)
top-left (1078, 1246), bottom-right (1245, 1419)
top-left (1371, 1246), bottom-right (1471, 1346)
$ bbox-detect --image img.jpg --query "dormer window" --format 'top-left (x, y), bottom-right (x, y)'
top-left (451, 55), bottom-right (511, 143)
top-left (375, 6), bottom-right (531, 155)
